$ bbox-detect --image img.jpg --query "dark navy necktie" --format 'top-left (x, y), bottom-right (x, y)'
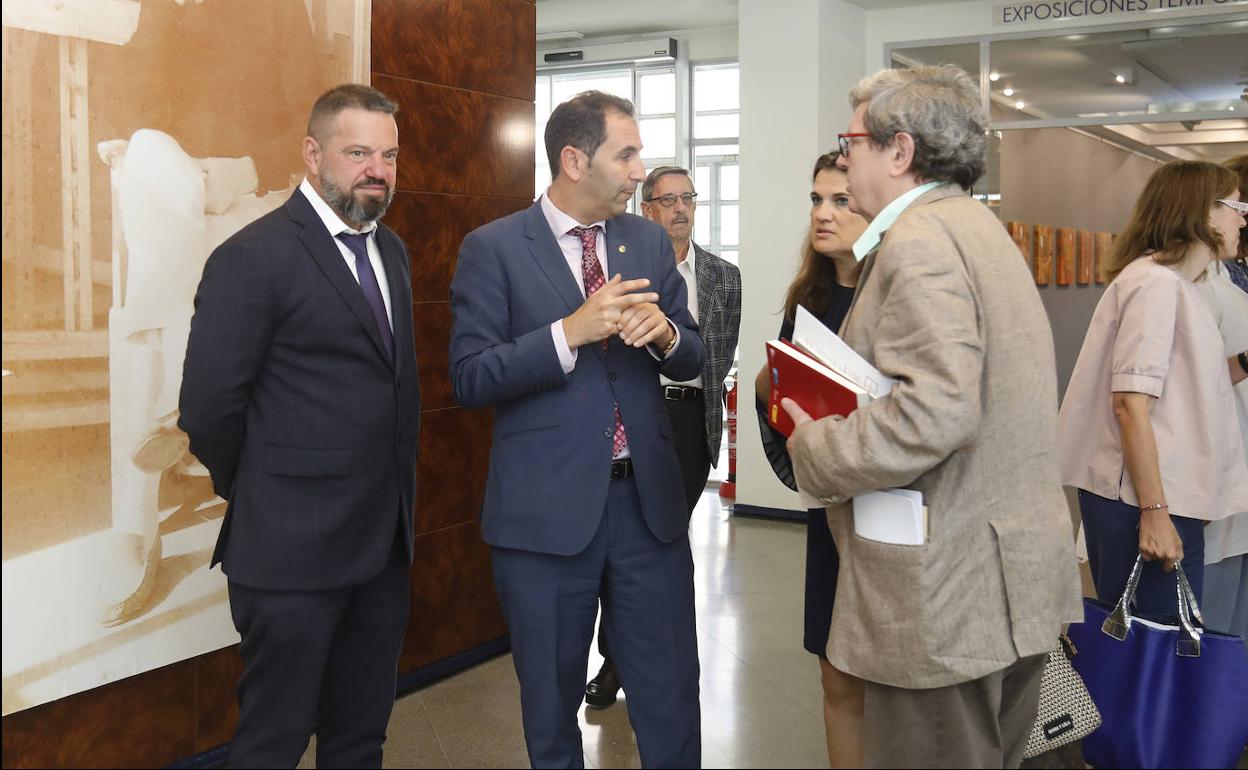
top-left (337, 231), bottom-right (394, 359)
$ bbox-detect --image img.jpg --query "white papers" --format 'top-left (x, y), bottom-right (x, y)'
top-left (853, 488), bottom-right (928, 545)
top-left (793, 305), bottom-right (897, 398)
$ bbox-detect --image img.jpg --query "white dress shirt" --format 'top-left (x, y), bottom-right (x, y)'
top-left (299, 178), bottom-right (393, 331)
top-left (660, 241), bottom-right (703, 388)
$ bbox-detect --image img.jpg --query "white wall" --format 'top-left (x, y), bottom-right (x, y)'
top-left (735, 0), bottom-right (865, 512)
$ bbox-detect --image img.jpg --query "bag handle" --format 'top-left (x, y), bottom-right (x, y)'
top-left (1101, 554), bottom-right (1203, 657)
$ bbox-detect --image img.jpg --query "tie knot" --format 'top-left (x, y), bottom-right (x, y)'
top-left (337, 232), bottom-right (370, 260)
top-left (568, 225), bottom-right (599, 248)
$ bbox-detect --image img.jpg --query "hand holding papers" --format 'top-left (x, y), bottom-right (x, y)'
top-left (852, 489), bottom-right (928, 546)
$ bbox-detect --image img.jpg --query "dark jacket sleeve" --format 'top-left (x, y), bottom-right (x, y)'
top-left (757, 315), bottom-right (797, 490)
top-left (177, 235), bottom-right (279, 499)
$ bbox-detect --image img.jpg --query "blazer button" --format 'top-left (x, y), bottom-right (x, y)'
top-left (603, 429), bottom-right (612, 439)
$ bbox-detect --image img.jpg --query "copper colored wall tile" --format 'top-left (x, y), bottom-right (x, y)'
top-left (1007, 221), bottom-right (1033, 271)
top-left (1056, 227), bottom-right (1076, 286)
top-left (387, 192), bottom-right (531, 303)
top-left (401, 521), bottom-right (509, 670)
top-left (1095, 232), bottom-right (1113, 284)
top-left (1077, 230), bottom-right (1095, 285)
top-left (1, 660), bottom-right (195, 769)
top-left (372, 0), bottom-right (536, 101)
top-left (1033, 225), bottom-right (1054, 286)
top-left (416, 407), bottom-right (493, 534)
top-left (378, 74), bottom-right (535, 199)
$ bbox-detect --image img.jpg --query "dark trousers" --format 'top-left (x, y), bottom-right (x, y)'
top-left (226, 533), bottom-right (410, 768)
top-left (862, 653), bottom-right (1047, 769)
top-left (492, 476), bottom-right (701, 769)
top-left (596, 394), bottom-right (708, 662)
top-left (1078, 489), bottom-right (1205, 620)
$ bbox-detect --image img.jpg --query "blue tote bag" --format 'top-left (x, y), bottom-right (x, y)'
top-left (1067, 556), bottom-right (1248, 768)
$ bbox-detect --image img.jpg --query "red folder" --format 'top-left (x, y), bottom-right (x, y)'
top-left (765, 339), bottom-right (867, 437)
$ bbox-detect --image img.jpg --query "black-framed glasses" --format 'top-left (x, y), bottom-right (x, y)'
top-left (837, 132), bottom-right (871, 157)
top-left (645, 193), bottom-right (698, 208)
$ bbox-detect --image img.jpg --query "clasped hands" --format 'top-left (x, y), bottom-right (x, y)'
top-left (563, 275), bottom-right (674, 351)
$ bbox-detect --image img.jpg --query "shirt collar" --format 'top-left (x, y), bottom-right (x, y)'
top-left (678, 240), bottom-right (697, 272)
top-left (299, 178), bottom-right (378, 238)
top-left (540, 191), bottom-right (606, 240)
top-left (852, 181), bottom-right (941, 262)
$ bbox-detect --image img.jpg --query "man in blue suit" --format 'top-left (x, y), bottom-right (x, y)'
top-left (450, 91), bottom-right (705, 768)
top-left (179, 84), bottom-right (419, 767)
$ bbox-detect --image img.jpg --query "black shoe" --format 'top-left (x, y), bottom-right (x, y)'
top-left (585, 660), bottom-right (622, 708)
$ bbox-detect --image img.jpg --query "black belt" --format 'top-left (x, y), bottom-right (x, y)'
top-left (610, 458), bottom-right (634, 480)
top-left (662, 385), bottom-right (703, 401)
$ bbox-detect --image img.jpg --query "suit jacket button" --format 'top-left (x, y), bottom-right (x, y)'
top-left (603, 429), bottom-right (612, 439)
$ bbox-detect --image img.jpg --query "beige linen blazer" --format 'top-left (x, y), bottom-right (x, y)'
top-left (790, 185), bottom-right (1083, 689)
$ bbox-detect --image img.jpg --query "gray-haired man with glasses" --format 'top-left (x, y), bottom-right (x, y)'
top-left (583, 165), bottom-right (741, 709)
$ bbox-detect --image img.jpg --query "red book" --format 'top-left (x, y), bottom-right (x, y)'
top-left (765, 339), bottom-right (869, 437)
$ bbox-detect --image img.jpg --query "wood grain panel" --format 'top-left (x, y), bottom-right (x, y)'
top-left (194, 647), bottom-right (244, 753)
top-left (372, 0), bottom-right (536, 101)
top-left (1077, 230), bottom-right (1094, 285)
top-left (1055, 227), bottom-right (1076, 286)
top-left (377, 74), bottom-right (535, 200)
top-left (386, 192), bottom-right (531, 303)
top-left (416, 407), bottom-right (493, 534)
top-left (413, 302), bottom-right (453, 410)
top-left (1, 660), bottom-right (195, 769)
top-left (1095, 232), bottom-right (1113, 285)
top-left (1033, 225), bottom-right (1054, 286)
top-left (1006, 221), bottom-right (1032, 271)
top-left (401, 521), bottom-right (508, 671)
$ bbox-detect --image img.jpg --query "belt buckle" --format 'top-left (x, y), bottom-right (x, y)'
top-left (664, 385), bottom-right (681, 400)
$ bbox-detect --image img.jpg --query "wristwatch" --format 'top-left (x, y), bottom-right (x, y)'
top-left (1239, 350), bottom-right (1248, 375)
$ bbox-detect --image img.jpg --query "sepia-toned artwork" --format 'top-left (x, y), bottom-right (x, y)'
top-left (1, 0), bottom-right (369, 716)
top-left (1033, 225), bottom-right (1054, 286)
top-left (1055, 228), bottom-right (1075, 286)
top-left (1077, 230), bottom-right (1094, 285)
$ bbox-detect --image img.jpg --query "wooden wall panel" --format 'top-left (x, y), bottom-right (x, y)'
top-left (402, 521), bottom-right (508, 671)
top-left (1007, 221), bottom-right (1032, 272)
top-left (1033, 225), bottom-right (1054, 286)
top-left (387, 192), bottom-right (530, 303)
top-left (1077, 230), bottom-right (1094, 285)
top-left (372, 0), bottom-right (536, 101)
top-left (1055, 227), bottom-right (1076, 286)
top-left (1, 660), bottom-right (195, 769)
top-left (1095, 232), bottom-right (1113, 285)
top-left (2, 0), bottom-right (532, 766)
top-left (378, 74), bottom-right (535, 199)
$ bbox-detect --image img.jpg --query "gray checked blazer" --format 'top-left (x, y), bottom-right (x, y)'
top-left (788, 185), bottom-right (1083, 689)
top-left (692, 243), bottom-right (742, 465)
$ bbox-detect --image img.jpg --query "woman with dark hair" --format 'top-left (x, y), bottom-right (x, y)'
top-left (1059, 160), bottom-right (1248, 618)
top-left (753, 150), bottom-right (868, 768)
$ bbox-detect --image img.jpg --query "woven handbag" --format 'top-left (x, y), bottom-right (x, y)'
top-left (1023, 633), bottom-right (1102, 759)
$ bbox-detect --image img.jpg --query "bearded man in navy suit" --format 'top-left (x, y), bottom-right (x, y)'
top-left (450, 91), bottom-right (704, 768)
top-left (179, 84), bottom-right (420, 768)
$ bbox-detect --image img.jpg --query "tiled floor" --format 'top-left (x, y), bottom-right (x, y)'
top-left (299, 487), bottom-right (828, 768)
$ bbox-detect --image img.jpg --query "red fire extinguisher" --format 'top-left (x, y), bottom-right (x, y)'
top-left (719, 376), bottom-right (737, 502)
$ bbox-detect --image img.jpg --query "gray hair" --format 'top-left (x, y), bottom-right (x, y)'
top-left (641, 165), bottom-right (692, 202)
top-left (849, 65), bottom-right (986, 190)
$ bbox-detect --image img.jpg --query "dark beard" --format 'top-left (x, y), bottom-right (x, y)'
top-left (322, 173), bottom-right (393, 225)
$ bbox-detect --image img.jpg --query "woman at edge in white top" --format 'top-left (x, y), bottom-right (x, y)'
top-left (1058, 160), bottom-right (1248, 619)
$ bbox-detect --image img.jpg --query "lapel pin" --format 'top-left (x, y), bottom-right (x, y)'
top-left (618, 244), bottom-right (627, 253)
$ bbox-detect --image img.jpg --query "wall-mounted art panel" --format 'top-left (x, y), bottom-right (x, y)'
top-left (1, 0), bottom-right (367, 718)
top-left (1095, 232), bottom-right (1114, 285)
top-left (1033, 225), bottom-right (1054, 286)
top-left (1056, 227), bottom-right (1076, 286)
top-left (1077, 230), bottom-right (1095, 285)
top-left (1006, 221), bottom-right (1033, 272)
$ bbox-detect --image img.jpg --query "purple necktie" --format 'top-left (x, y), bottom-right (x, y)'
top-left (337, 232), bottom-right (394, 360)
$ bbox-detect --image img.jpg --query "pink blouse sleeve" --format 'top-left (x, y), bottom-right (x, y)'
top-left (1110, 270), bottom-right (1177, 397)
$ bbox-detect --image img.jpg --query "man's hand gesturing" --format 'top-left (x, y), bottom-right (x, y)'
top-left (562, 275), bottom-right (659, 349)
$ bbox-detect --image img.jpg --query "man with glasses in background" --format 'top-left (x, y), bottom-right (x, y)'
top-left (584, 166), bottom-right (741, 710)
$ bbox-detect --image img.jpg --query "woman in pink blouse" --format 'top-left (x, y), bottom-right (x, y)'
top-left (1058, 160), bottom-right (1248, 618)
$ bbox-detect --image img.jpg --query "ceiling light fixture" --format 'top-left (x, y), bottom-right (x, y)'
top-left (1110, 67), bottom-right (1135, 86)
top-left (1015, 100), bottom-right (1026, 110)
top-left (1003, 87), bottom-right (1015, 97)
top-left (1115, 74), bottom-right (1126, 84)
top-left (989, 72), bottom-right (1000, 82)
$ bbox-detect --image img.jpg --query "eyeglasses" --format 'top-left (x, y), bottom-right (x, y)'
top-left (1218, 198), bottom-right (1248, 214)
top-left (837, 133), bottom-right (871, 157)
top-left (645, 193), bottom-right (698, 208)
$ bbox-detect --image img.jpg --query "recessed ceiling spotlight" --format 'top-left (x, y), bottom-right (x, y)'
top-left (1115, 74), bottom-right (1126, 84)
top-left (1015, 100), bottom-right (1026, 110)
top-left (1110, 67), bottom-right (1135, 86)
top-left (1003, 87), bottom-right (1015, 97)
top-left (989, 72), bottom-right (1001, 82)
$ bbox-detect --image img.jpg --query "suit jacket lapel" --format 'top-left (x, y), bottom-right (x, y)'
top-left (524, 202), bottom-right (587, 316)
top-left (692, 244), bottom-right (716, 332)
top-left (287, 193), bottom-right (395, 369)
